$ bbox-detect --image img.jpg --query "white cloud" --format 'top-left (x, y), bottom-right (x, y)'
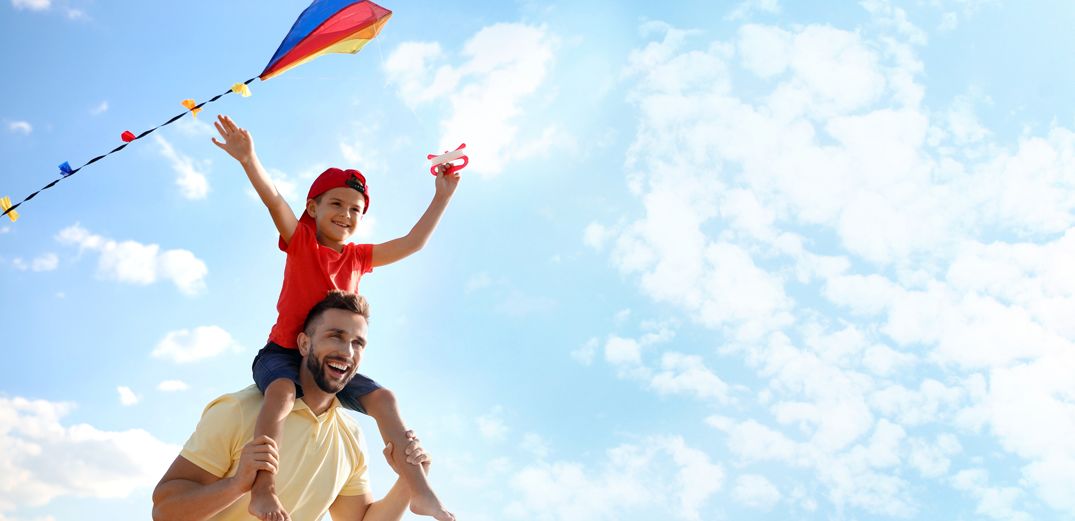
top-left (10, 0), bottom-right (49, 11)
top-left (89, 100), bottom-right (108, 115)
top-left (497, 291), bottom-right (555, 316)
top-left (570, 337), bottom-right (599, 366)
top-left (154, 135), bottom-right (209, 200)
top-left (0, 396), bottom-right (177, 518)
top-left (506, 436), bottom-right (721, 521)
top-left (338, 125), bottom-right (387, 176)
top-left (172, 117), bottom-right (215, 139)
top-left (727, 0), bottom-right (781, 21)
top-left (151, 326), bottom-right (240, 364)
top-left (476, 409), bottom-right (508, 442)
top-left (56, 223), bottom-right (207, 295)
top-left (582, 222), bottom-right (611, 250)
top-left (649, 352), bottom-right (732, 403)
top-left (116, 386), bottom-right (138, 406)
top-left (519, 432), bottom-right (550, 459)
top-left (604, 336), bottom-right (642, 367)
top-left (732, 474), bottom-right (782, 510)
top-left (596, 13), bottom-right (1075, 517)
top-left (63, 8), bottom-right (85, 20)
top-left (7, 121), bottom-right (31, 135)
top-left (157, 380), bottom-right (188, 392)
top-left (385, 24), bottom-right (558, 177)
top-left (245, 167), bottom-right (299, 205)
top-left (951, 468), bottom-right (1032, 521)
top-left (464, 272), bottom-right (492, 293)
top-left (30, 253), bottom-right (58, 272)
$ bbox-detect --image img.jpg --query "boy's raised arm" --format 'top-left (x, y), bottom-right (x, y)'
top-left (213, 114), bottom-right (299, 244)
top-left (371, 165), bottom-right (460, 268)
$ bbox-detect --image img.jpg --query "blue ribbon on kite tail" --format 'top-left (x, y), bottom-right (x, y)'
top-left (1, 76), bottom-right (259, 220)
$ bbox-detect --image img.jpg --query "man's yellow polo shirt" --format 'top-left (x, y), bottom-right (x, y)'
top-left (181, 386), bottom-right (371, 521)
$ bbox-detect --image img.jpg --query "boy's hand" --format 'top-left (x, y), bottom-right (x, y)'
top-left (212, 114), bottom-right (256, 165)
top-left (230, 435), bottom-right (280, 493)
top-left (434, 163), bottom-right (461, 199)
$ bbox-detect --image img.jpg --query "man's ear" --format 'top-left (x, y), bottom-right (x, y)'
top-left (297, 331), bottom-right (311, 357)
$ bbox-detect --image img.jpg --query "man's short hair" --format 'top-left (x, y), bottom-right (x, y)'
top-left (302, 290), bottom-right (370, 334)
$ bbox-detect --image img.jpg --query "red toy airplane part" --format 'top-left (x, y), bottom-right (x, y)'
top-left (427, 143), bottom-right (468, 176)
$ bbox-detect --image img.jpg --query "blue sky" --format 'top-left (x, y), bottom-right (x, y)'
top-left (4, 0), bottom-right (1075, 520)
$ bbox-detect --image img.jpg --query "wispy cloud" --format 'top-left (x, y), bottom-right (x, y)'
top-left (11, 0), bottom-right (50, 11)
top-left (7, 121), bottom-right (32, 134)
top-left (154, 135), bottom-right (210, 200)
top-left (157, 380), bottom-right (189, 392)
top-left (116, 386), bottom-right (139, 406)
top-left (56, 223), bottom-right (208, 295)
top-left (0, 395), bottom-right (177, 517)
top-left (591, 11), bottom-right (1075, 518)
top-left (151, 326), bottom-right (240, 364)
top-left (11, 253), bottom-right (58, 272)
top-left (385, 23), bottom-right (561, 177)
top-left (506, 436), bottom-right (722, 520)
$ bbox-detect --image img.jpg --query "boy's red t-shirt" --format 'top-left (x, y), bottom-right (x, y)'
top-left (269, 221), bottom-right (374, 349)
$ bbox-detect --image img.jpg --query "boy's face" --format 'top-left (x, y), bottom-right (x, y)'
top-left (307, 187), bottom-right (366, 244)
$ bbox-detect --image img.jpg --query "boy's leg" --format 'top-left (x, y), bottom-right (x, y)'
top-left (360, 388), bottom-right (455, 521)
top-left (250, 378), bottom-right (296, 521)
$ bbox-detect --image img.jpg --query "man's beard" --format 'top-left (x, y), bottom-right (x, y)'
top-left (306, 352), bottom-right (353, 394)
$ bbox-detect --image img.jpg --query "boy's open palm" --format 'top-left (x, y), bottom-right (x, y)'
top-left (212, 114), bottom-right (255, 164)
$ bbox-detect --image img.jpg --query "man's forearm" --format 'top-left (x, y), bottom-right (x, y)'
top-left (152, 477), bottom-right (245, 521)
top-left (361, 479), bottom-right (411, 521)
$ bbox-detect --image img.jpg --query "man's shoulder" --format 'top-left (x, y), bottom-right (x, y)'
top-left (200, 385), bottom-right (261, 419)
top-left (331, 407), bottom-right (368, 454)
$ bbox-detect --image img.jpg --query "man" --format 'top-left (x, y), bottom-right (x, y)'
top-left (153, 291), bottom-right (431, 521)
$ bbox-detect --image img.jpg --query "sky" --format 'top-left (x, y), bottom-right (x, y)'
top-left (3, 0), bottom-right (1075, 520)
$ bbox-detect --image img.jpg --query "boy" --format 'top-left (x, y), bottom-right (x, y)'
top-left (212, 114), bottom-right (457, 521)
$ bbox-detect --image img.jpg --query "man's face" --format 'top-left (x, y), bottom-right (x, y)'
top-left (300, 308), bottom-right (367, 394)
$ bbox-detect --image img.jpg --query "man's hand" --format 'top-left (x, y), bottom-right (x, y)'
top-left (434, 163), bottom-right (461, 199)
top-left (231, 435), bottom-right (280, 494)
top-left (383, 430), bottom-right (431, 477)
top-left (212, 114), bottom-right (256, 165)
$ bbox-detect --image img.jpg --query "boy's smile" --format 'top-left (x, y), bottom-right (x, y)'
top-left (307, 186), bottom-right (366, 248)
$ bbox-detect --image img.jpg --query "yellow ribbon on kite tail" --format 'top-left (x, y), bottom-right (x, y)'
top-left (231, 83), bottom-right (252, 97)
top-left (1, 196), bottom-right (17, 222)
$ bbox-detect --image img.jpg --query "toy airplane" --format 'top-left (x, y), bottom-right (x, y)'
top-left (427, 143), bottom-right (468, 176)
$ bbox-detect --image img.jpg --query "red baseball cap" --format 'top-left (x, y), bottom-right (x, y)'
top-left (279, 167), bottom-right (370, 250)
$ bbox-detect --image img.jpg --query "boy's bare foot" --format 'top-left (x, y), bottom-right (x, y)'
top-left (249, 486), bottom-right (291, 521)
top-left (410, 492), bottom-right (455, 521)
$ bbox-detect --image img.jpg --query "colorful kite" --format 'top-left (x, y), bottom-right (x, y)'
top-left (1, 0), bottom-right (391, 222)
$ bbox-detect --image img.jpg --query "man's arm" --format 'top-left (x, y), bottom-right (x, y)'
top-left (328, 437), bottom-right (434, 521)
top-left (152, 435), bottom-right (280, 521)
top-left (327, 481), bottom-right (411, 521)
top-left (371, 166), bottom-right (460, 268)
top-left (212, 114), bottom-right (299, 243)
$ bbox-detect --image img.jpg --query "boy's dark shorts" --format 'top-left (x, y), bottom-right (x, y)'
top-left (252, 341), bottom-right (382, 415)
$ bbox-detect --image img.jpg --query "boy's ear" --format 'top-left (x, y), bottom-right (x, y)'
top-left (305, 199), bottom-right (317, 219)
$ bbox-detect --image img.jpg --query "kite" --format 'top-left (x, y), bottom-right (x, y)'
top-left (1, 0), bottom-right (392, 223)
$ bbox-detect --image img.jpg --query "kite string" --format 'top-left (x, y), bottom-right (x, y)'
top-left (374, 32), bottom-right (437, 139)
top-left (1, 76), bottom-right (259, 219)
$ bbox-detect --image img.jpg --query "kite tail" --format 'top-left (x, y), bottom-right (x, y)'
top-left (1, 76), bottom-right (259, 222)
